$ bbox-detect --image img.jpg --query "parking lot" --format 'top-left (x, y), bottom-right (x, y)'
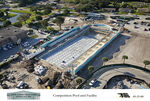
top-left (0, 38), bottom-right (41, 62)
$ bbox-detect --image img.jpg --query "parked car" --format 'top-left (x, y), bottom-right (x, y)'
top-left (63, 28), bottom-right (70, 31)
top-left (144, 28), bottom-right (148, 31)
top-left (36, 77), bottom-right (43, 84)
top-left (133, 22), bottom-right (138, 24)
top-left (89, 79), bottom-right (97, 86)
top-left (22, 42), bottom-right (30, 47)
top-left (2, 45), bottom-right (8, 51)
top-left (134, 26), bottom-right (139, 29)
top-left (56, 31), bottom-right (63, 35)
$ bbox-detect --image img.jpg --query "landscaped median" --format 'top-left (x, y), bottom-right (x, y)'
top-left (78, 63), bottom-right (150, 89)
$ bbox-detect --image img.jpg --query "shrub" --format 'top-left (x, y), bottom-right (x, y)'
top-left (13, 22), bottom-right (22, 27)
top-left (76, 78), bottom-right (82, 84)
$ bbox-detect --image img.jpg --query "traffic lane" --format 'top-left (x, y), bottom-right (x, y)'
top-left (82, 67), bottom-right (150, 89)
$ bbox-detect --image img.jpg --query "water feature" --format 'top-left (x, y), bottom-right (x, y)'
top-left (0, 12), bottom-right (23, 25)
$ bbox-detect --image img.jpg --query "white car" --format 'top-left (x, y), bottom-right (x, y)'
top-left (89, 79), bottom-right (97, 86)
top-left (2, 47), bottom-right (8, 51)
top-left (22, 42), bottom-right (30, 47)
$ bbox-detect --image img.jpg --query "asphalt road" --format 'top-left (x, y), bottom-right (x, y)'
top-left (82, 65), bottom-right (150, 89)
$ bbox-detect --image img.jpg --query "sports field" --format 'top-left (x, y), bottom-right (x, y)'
top-left (41, 36), bottom-right (98, 68)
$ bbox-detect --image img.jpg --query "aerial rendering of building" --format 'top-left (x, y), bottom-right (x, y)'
top-left (0, 0), bottom-right (150, 92)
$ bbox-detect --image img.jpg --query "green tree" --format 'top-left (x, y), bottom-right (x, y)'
top-left (88, 65), bottom-right (94, 72)
top-left (121, 2), bottom-right (128, 8)
top-left (122, 55), bottom-right (128, 64)
top-left (30, 6), bottom-right (38, 13)
top-left (102, 57), bottom-right (109, 66)
top-left (17, 14), bottom-right (31, 23)
top-left (43, 9), bottom-right (51, 15)
top-left (53, 16), bottom-right (65, 30)
top-left (36, 15), bottom-right (42, 20)
top-left (40, 20), bottom-right (48, 28)
top-left (3, 20), bottom-right (11, 27)
top-left (47, 26), bottom-right (55, 32)
top-left (28, 22), bottom-right (34, 28)
top-left (0, 11), bottom-right (4, 17)
top-left (63, 9), bottom-right (70, 16)
top-left (13, 22), bottom-right (22, 27)
top-left (143, 60), bottom-right (150, 68)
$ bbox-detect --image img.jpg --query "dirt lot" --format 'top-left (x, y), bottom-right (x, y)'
top-left (0, 60), bottom-right (73, 89)
top-left (108, 33), bottom-right (150, 69)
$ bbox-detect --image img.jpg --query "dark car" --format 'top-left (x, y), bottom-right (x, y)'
top-left (134, 22), bottom-right (138, 24)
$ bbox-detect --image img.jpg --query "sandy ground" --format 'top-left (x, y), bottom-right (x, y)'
top-left (1, 60), bottom-right (63, 89)
top-left (108, 34), bottom-right (150, 69)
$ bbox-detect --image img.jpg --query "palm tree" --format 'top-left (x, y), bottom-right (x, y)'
top-left (122, 55), bottom-right (128, 64)
top-left (88, 65), bottom-right (94, 72)
top-left (102, 57), bottom-right (109, 66)
top-left (143, 60), bottom-right (150, 68)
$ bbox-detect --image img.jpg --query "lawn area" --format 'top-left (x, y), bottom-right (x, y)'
top-left (25, 15), bottom-right (36, 24)
top-left (132, 11), bottom-right (147, 15)
top-left (0, 13), bottom-right (17, 21)
top-left (116, 11), bottom-right (128, 15)
top-left (9, 9), bottom-right (34, 14)
top-left (8, 13), bottom-right (17, 18)
top-left (30, 34), bottom-right (39, 39)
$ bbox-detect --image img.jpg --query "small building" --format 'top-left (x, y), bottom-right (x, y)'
top-left (88, 13), bottom-right (105, 20)
top-left (119, 8), bottom-right (133, 13)
top-left (0, 26), bottom-right (28, 47)
top-left (102, 8), bottom-right (116, 12)
top-left (137, 8), bottom-right (150, 13)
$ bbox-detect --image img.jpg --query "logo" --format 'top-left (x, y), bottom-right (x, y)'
top-left (118, 93), bottom-right (130, 98)
top-left (7, 91), bottom-right (40, 100)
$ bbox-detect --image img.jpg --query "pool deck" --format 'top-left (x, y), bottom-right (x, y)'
top-left (72, 32), bottom-right (117, 71)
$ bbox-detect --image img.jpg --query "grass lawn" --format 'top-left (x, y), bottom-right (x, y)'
top-left (132, 11), bottom-right (147, 15)
top-left (8, 13), bottom-right (17, 18)
top-left (117, 11), bottom-right (128, 15)
top-left (30, 34), bottom-right (39, 39)
top-left (9, 9), bottom-right (34, 14)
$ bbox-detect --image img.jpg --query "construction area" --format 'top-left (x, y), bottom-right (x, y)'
top-left (0, 22), bottom-right (123, 89)
top-left (41, 36), bottom-right (98, 68)
top-left (107, 32), bottom-right (150, 69)
top-left (40, 24), bottom-right (121, 73)
top-left (104, 75), bottom-right (150, 89)
top-left (0, 59), bottom-right (75, 89)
